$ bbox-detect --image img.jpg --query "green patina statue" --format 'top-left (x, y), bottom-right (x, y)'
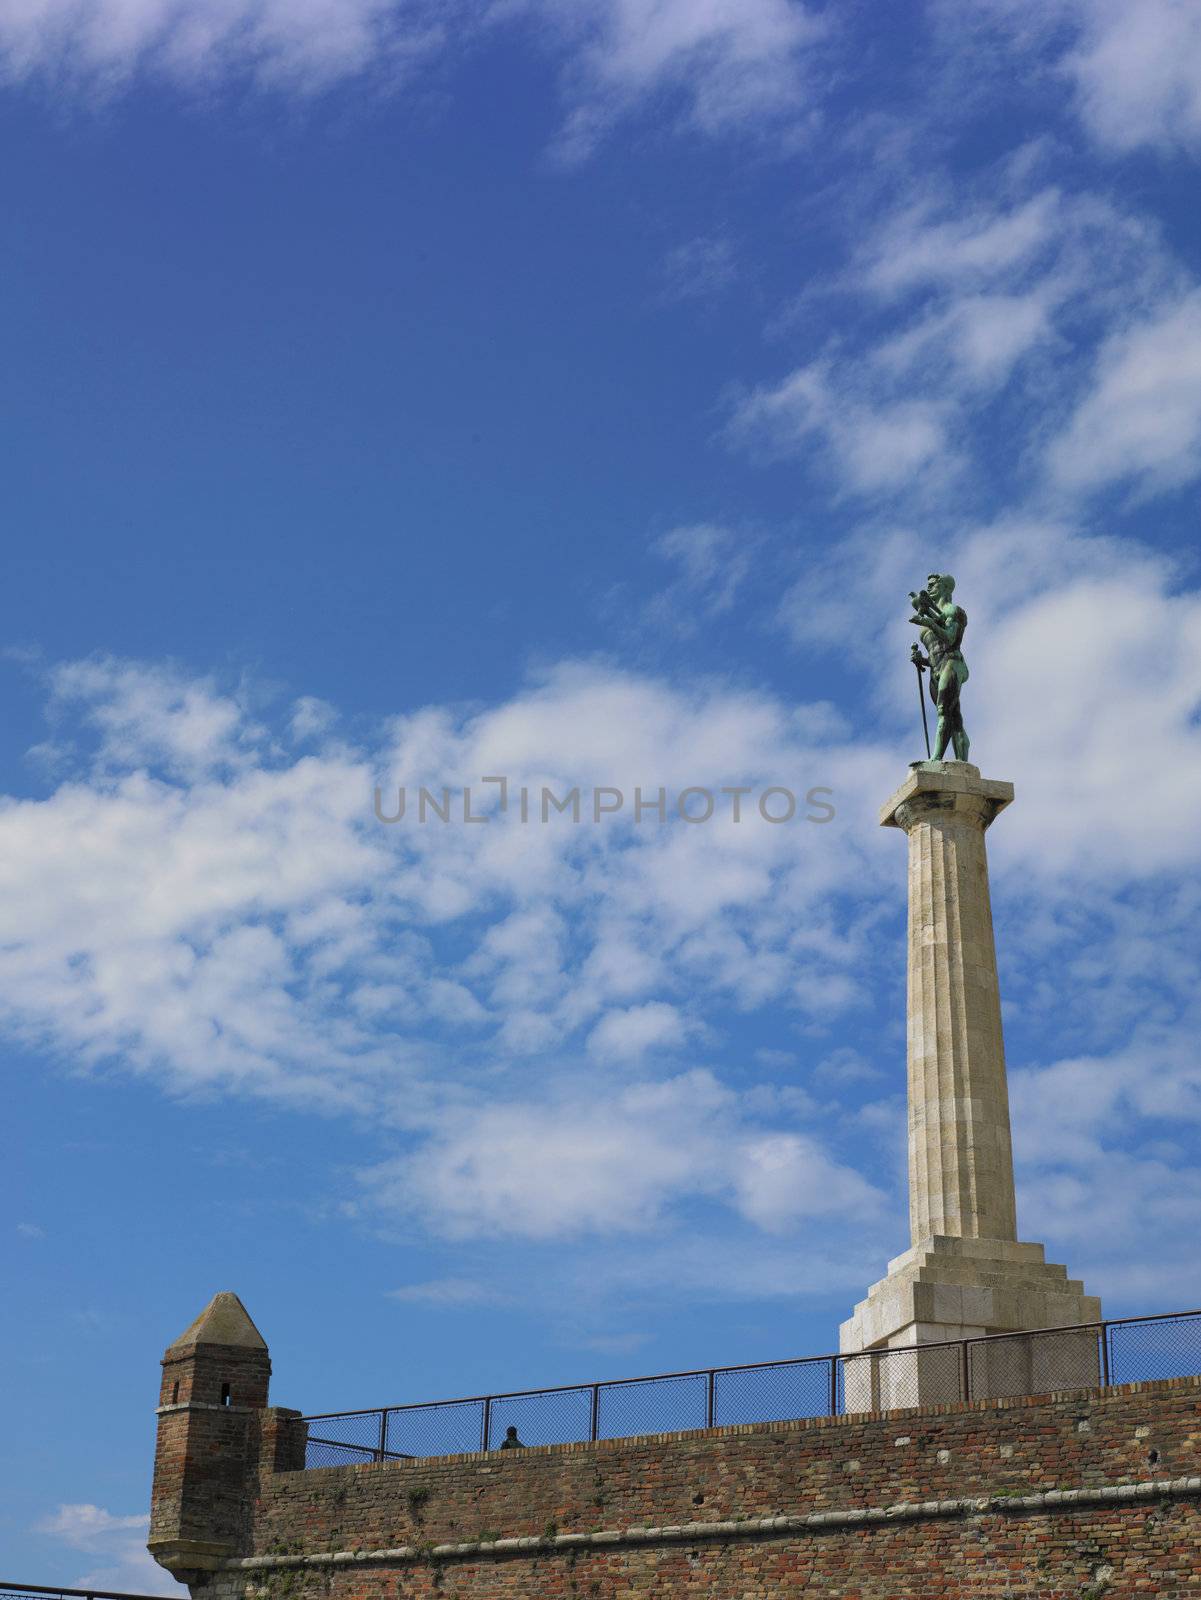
top-left (909, 572), bottom-right (970, 762)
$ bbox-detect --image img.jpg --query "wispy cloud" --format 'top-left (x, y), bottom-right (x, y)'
top-left (387, 1277), bottom-right (502, 1308)
top-left (537, 0), bottom-right (827, 161)
top-left (35, 1503), bottom-right (147, 1544)
top-left (859, 187), bottom-right (1064, 298)
top-left (643, 523), bottom-right (754, 637)
top-left (33, 1503), bottom-right (187, 1595)
top-left (1064, 0), bottom-right (1201, 155)
top-left (0, 0), bottom-right (828, 158)
top-left (729, 157), bottom-right (1192, 507)
top-left (0, 0), bottom-right (451, 95)
top-left (950, 0), bottom-right (1201, 157)
top-left (1047, 289), bottom-right (1201, 495)
top-left (728, 361), bottom-right (956, 494)
top-left (4, 521), bottom-right (1201, 1293)
top-left (360, 1068), bottom-right (884, 1241)
top-left (290, 695), bottom-right (338, 742)
top-left (1009, 1025), bottom-right (1201, 1310)
top-left (586, 1000), bottom-right (693, 1062)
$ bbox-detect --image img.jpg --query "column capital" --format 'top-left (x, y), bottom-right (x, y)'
top-left (880, 761), bottom-right (1013, 833)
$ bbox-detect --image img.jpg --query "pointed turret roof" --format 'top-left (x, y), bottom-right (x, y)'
top-left (165, 1291), bottom-right (267, 1354)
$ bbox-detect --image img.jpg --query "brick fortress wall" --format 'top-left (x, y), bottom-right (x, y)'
top-left (164, 1374), bottom-right (1201, 1600)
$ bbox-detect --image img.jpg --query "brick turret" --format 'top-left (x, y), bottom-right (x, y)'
top-left (149, 1291), bottom-right (303, 1583)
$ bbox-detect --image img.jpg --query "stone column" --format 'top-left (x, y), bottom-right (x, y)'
top-left (896, 764), bottom-right (1017, 1247)
top-left (840, 762), bottom-right (1101, 1409)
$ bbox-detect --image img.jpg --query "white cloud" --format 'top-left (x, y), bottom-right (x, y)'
top-left (728, 362), bottom-right (954, 493)
top-left (733, 1132), bottom-right (882, 1232)
top-left (0, 733), bottom-right (397, 1110)
top-left (0, 0), bottom-right (825, 155)
top-left (732, 165), bottom-right (1192, 507)
top-left (33, 1503), bottom-right (187, 1595)
top-left (587, 1000), bottom-right (690, 1061)
top-left (0, 0), bottom-right (449, 93)
top-left (642, 523), bottom-right (753, 637)
top-left (860, 189), bottom-right (1063, 299)
top-left (387, 1277), bottom-right (500, 1307)
top-left (875, 291), bottom-right (1055, 390)
top-left (47, 656), bottom-right (258, 778)
top-left (16, 1220), bottom-right (46, 1237)
top-left (4, 534), bottom-right (1201, 1274)
top-left (1007, 1024), bottom-right (1201, 1307)
top-left (538, 0), bottom-right (826, 160)
top-left (1066, 0), bottom-right (1201, 154)
top-left (653, 523), bottom-right (744, 604)
top-left (36, 1503), bottom-right (148, 1545)
top-left (0, 650), bottom-right (891, 1251)
top-left (810, 1046), bottom-right (881, 1087)
top-left (848, 183), bottom-right (1093, 400)
top-left (361, 1068), bottom-right (884, 1240)
top-left (1047, 290), bottom-right (1201, 494)
top-left (290, 695), bottom-right (337, 741)
top-left (958, 0), bottom-right (1201, 156)
top-left (973, 575), bottom-right (1201, 873)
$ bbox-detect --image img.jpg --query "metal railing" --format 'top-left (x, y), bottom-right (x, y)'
top-left (1, 1586), bottom-right (183, 1600)
top-left (300, 1307), bottom-right (1201, 1469)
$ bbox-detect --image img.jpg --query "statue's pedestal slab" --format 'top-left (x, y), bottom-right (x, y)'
top-left (839, 1235), bottom-right (1101, 1411)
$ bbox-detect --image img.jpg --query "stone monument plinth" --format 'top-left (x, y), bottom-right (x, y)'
top-left (840, 762), bottom-right (1100, 1408)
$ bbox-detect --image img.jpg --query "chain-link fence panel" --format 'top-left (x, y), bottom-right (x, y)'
top-left (969, 1326), bottom-right (1102, 1400)
top-left (714, 1359), bottom-right (832, 1426)
top-left (596, 1372), bottom-right (708, 1440)
top-left (840, 1340), bottom-right (965, 1412)
top-left (1108, 1312), bottom-right (1201, 1385)
top-left (386, 1399), bottom-right (486, 1458)
top-left (488, 1386), bottom-right (594, 1449)
top-left (305, 1410), bottom-right (386, 1468)
top-left (299, 1310), bottom-right (1201, 1466)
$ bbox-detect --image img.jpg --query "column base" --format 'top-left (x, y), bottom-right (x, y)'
top-left (839, 1235), bottom-right (1102, 1411)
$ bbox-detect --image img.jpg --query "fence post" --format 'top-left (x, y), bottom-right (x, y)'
top-left (706, 1371), bottom-right (716, 1429)
top-left (377, 1408), bottom-right (388, 1463)
top-left (589, 1385), bottom-right (600, 1442)
top-left (960, 1340), bottom-right (970, 1403)
top-left (1100, 1322), bottom-right (1111, 1387)
top-left (482, 1396), bottom-right (493, 1452)
top-left (828, 1356), bottom-right (838, 1416)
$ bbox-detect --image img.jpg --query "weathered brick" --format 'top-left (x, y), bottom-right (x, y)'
top-left (150, 1303), bottom-right (1201, 1598)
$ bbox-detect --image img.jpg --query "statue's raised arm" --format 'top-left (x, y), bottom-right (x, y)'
top-left (909, 572), bottom-right (970, 762)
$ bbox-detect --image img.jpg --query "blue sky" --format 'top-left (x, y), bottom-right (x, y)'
top-left (5, 0), bottom-right (1201, 1586)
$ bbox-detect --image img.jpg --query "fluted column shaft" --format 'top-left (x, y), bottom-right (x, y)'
top-left (840, 763), bottom-right (1099, 1376)
top-left (886, 766), bottom-right (1018, 1249)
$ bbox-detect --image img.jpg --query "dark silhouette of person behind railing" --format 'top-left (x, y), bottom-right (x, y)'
top-left (498, 1425), bottom-right (525, 1449)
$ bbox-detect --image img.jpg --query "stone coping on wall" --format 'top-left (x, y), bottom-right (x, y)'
top-left (290, 1373), bottom-right (1201, 1478)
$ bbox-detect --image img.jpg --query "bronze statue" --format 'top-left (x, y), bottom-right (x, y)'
top-left (909, 573), bottom-right (969, 762)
